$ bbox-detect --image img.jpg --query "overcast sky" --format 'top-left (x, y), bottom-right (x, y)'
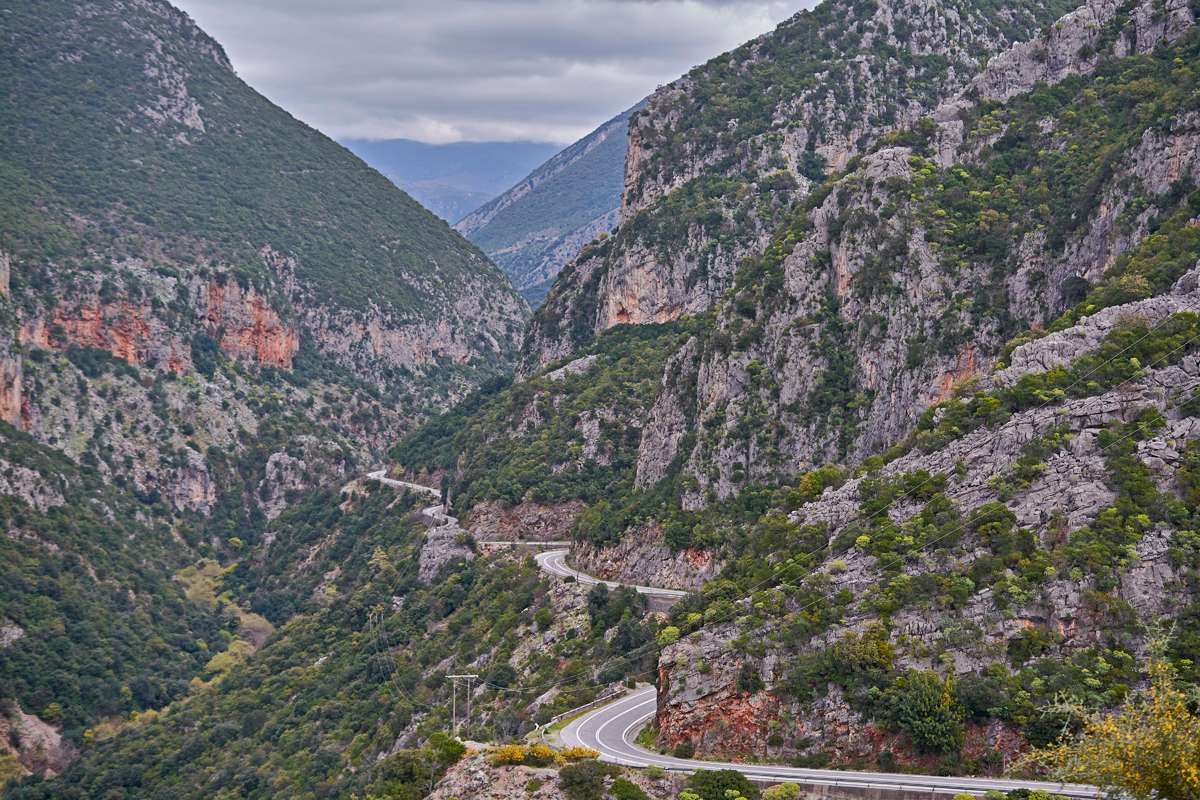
top-left (173, 0), bottom-right (810, 145)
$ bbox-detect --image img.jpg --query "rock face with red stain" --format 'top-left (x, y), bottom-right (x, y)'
top-left (0, 349), bottom-right (19, 427)
top-left (571, 524), bottom-right (720, 591)
top-left (465, 499), bottom-right (586, 542)
top-left (202, 279), bottom-right (298, 368)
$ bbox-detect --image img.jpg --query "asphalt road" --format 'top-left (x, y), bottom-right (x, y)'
top-left (560, 687), bottom-right (1100, 798)
top-left (535, 549), bottom-right (688, 603)
top-left (370, 469), bottom-right (1094, 797)
top-left (365, 469), bottom-right (451, 523)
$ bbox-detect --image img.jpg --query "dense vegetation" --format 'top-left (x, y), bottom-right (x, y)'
top-left (0, 0), bottom-right (516, 317)
top-left (4, 478), bottom-right (664, 798)
top-left (0, 425), bottom-right (226, 735)
top-left (393, 323), bottom-right (694, 513)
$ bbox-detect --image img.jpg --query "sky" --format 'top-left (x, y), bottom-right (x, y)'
top-left (173, 0), bottom-right (810, 145)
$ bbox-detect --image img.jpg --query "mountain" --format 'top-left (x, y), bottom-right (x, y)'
top-left (8, 0), bottom-right (1200, 796)
top-left (341, 138), bottom-right (560, 222)
top-left (455, 103), bottom-right (645, 306)
top-left (392, 0), bottom-right (1200, 776)
top-left (522, 0), bottom-right (1085, 369)
top-left (0, 0), bottom-right (527, 781)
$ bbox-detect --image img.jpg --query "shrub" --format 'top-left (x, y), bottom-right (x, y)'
top-left (672, 740), bottom-right (696, 758)
top-left (610, 777), bottom-right (651, 800)
top-left (764, 784), bottom-right (802, 800)
top-left (882, 671), bottom-right (965, 754)
top-left (489, 744), bottom-right (529, 765)
top-left (559, 746), bottom-right (599, 761)
top-left (557, 759), bottom-right (617, 800)
top-left (686, 769), bottom-right (761, 800)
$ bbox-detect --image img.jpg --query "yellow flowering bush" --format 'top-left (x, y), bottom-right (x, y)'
top-left (1024, 658), bottom-right (1200, 800)
top-left (559, 746), bottom-right (600, 762)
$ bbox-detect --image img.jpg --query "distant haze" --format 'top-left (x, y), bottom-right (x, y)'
top-left (341, 138), bottom-right (560, 222)
top-left (172, 0), bottom-right (809, 145)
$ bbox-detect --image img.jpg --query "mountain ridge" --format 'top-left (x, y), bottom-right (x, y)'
top-left (456, 102), bottom-right (646, 305)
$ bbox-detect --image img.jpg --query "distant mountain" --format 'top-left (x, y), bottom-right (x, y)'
top-left (340, 138), bottom-right (559, 222)
top-left (456, 103), bottom-right (644, 305)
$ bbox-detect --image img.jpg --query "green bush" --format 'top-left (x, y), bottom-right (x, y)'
top-left (880, 671), bottom-right (965, 754)
top-left (557, 759), bottom-right (617, 800)
top-left (610, 777), bottom-right (651, 800)
top-left (686, 769), bottom-right (761, 800)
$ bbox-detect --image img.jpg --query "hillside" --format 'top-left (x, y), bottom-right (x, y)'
top-left (457, 103), bottom-right (644, 305)
top-left (391, 0), bottom-right (1200, 776)
top-left (0, 0), bottom-right (527, 781)
top-left (7, 0), bottom-right (1200, 796)
top-left (522, 0), bottom-right (1083, 369)
top-left (341, 138), bottom-right (560, 222)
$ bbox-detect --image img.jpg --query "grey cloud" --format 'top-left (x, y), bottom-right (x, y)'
top-left (174, 0), bottom-right (810, 144)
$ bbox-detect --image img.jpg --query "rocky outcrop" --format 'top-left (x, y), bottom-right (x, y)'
top-left (971, 0), bottom-right (1194, 105)
top-left (0, 622), bottom-right (23, 650)
top-left (657, 621), bottom-right (780, 755)
top-left (418, 518), bottom-right (475, 584)
top-left (0, 459), bottom-right (65, 513)
top-left (0, 250), bottom-right (10, 297)
top-left (465, 500), bottom-right (585, 542)
top-left (992, 266), bottom-right (1200, 387)
top-left (203, 279), bottom-right (297, 368)
top-left (572, 525), bottom-right (721, 591)
top-left (0, 350), bottom-right (19, 428)
top-left (0, 702), bottom-right (76, 780)
top-left (427, 752), bottom-right (679, 800)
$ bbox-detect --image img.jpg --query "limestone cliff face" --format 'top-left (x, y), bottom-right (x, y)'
top-left (631, 0), bottom-right (1198, 507)
top-left (656, 263), bottom-right (1200, 764)
top-left (571, 525), bottom-right (721, 591)
top-left (523, 0), bottom-right (1083, 371)
top-left (0, 702), bottom-right (77, 781)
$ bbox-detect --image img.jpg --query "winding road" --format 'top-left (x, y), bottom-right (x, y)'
top-left (560, 687), bottom-right (1099, 797)
top-left (535, 549), bottom-right (688, 603)
top-left (370, 470), bottom-right (1098, 797)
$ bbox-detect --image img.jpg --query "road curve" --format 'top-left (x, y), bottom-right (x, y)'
top-left (535, 549), bottom-right (688, 601)
top-left (560, 687), bottom-right (1099, 798)
top-left (365, 469), bottom-right (452, 523)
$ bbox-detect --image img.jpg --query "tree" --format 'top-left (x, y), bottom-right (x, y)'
top-left (763, 784), bottom-right (801, 800)
top-left (1024, 658), bottom-right (1200, 800)
top-left (883, 670), bottom-right (964, 754)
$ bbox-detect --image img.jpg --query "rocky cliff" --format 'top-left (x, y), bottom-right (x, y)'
top-left (643, 2), bottom-right (1200, 765)
top-left (522, 0), bottom-right (1083, 369)
top-left (631, 0), bottom-right (1198, 507)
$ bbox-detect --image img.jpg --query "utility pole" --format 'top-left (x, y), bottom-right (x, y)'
top-left (446, 674), bottom-right (477, 738)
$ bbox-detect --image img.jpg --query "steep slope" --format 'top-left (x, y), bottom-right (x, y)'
top-left (391, 0), bottom-right (1200, 774)
top-left (0, 0), bottom-right (528, 773)
top-left (341, 138), bottom-right (560, 223)
top-left (523, 0), bottom-right (1081, 369)
top-left (0, 0), bottom-right (528, 415)
top-left (7, 480), bottom-right (664, 798)
top-left (457, 103), bottom-right (645, 305)
top-left (637, 0), bottom-right (1200, 505)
